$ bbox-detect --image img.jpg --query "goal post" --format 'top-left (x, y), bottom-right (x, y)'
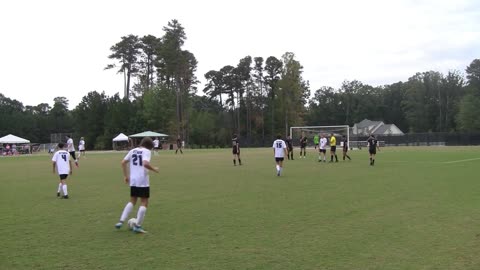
top-left (289, 125), bottom-right (350, 148)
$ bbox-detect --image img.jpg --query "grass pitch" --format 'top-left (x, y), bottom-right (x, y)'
top-left (1, 147), bottom-right (480, 270)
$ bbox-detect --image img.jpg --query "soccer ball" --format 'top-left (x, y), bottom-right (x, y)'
top-left (127, 218), bottom-right (137, 230)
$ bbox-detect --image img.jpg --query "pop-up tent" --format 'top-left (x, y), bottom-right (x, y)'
top-left (112, 133), bottom-right (129, 150)
top-left (129, 131), bottom-right (168, 148)
top-left (129, 131), bottom-right (168, 138)
top-left (112, 133), bottom-right (129, 142)
top-left (0, 134), bottom-right (31, 155)
top-left (0, 134), bottom-right (30, 144)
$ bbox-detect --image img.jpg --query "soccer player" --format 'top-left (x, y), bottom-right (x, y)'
top-left (329, 133), bottom-right (338, 162)
top-left (66, 135), bottom-right (79, 167)
top-left (115, 137), bottom-right (159, 233)
top-left (367, 134), bottom-right (380, 166)
top-left (78, 137), bottom-right (86, 159)
top-left (273, 134), bottom-right (288, 176)
top-left (318, 134), bottom-right (327, 162)
top-left (299, 132), bottom-right (307, 158)
top-left (153, 137), bottom-right (160, 155)
top-left (232, 134), bottom-right (242, 166)
top-left (313, 133), bottom-right (319, 150)
top-left (175, 135), bottom-right (183, 154)
top-left (342, 135), bottom-right (351, 161)
top-left (286, 135), bottom-right (294, 160)
top-left (52, 142), bottom-right (72, 199)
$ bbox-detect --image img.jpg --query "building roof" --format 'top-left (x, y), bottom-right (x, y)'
top-left (355, 119), bottom-right (383, 129)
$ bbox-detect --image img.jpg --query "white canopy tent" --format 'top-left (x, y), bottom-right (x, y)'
top-left (112, 133), bottom-right (129, 150)
top-left (112, 133), bottom-right (129, 142)
top-left (0, 134), bottom-right (31, 155)
top-left (0, 134), bottom-right (30, 144)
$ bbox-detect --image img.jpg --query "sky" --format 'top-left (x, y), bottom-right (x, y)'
top-left (1, 0), bottom-right (479, 109)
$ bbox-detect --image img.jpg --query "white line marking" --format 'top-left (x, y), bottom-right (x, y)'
top-left (443, 157), bottom-right (480, 164)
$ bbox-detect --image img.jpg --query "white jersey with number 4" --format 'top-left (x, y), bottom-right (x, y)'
top-left (124, 147), bottom-right (152, 187)
top-left (67, 138), bottom-right (75, 152)
top-left (320, 138), bottom-right (327, 150)
top-left (52, 150), bottom-right (70, 175)
top-left (272, 139), bottom-right (287, 158)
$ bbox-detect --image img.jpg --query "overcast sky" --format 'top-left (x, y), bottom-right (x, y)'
top-left (1, 0), bottom-right (479, 108)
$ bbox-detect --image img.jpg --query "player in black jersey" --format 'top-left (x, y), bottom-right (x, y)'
top-left (175, 135), bottom-right (183, 154)
top-left (286, 136), bottom-right (294, 160)
top-left (342, 135), bottom-right (351, 161)
top-left (299, 132), bottom-right (307, 158)
top-left (232, 134), bottom-right (242, 166)
top-left (367, 135), bottom-right (380, 165)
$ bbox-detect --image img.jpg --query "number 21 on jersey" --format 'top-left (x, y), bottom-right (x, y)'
top-left (132, 154), bottom-right (143, 166)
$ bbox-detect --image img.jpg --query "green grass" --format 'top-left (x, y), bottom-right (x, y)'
top-left (1, 147), bottom-right (480, 270)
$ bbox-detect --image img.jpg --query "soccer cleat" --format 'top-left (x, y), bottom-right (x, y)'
top-left (115, 222), bottom-right (123, 229)
top-left (133, 225), bottom-right (147, 233)
top-left (63, 195), bottom-right (69, 199)
top-left (75, 161), bottom-right (79, 168)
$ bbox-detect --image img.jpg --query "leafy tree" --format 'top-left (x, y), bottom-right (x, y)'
top-left (105, 34), bottom-right (141, 99)
top-left (264, 56), bottom-right (283, 138)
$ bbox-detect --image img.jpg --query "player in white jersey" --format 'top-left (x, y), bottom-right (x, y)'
top-left (153, 137), bottom-right (160, 155)
top-left (318, 134), bottom-right (328, 162)
top-left (272, 134), bottom-right (288, 176)
top-left (52, 143), bottom-right (73, 199)
top-left (115, 137), bottom-right (159, 233)
top-left (66, 135), bottom-right (79, 167)
top-left (78, 137), bottom-right (86, 159)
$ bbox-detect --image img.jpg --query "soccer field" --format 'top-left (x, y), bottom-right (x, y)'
top-left (1, 147), bottom-right (480, 270)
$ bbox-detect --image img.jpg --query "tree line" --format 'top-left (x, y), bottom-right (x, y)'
top-left (1, 19), bottom-right (479, 149)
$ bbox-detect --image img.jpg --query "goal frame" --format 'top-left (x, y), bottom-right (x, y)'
top-left (289, 125), bottom-right (350, 147)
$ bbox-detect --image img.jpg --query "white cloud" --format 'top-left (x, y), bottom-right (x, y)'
top-left (0, 0), bottom-right (478, 107)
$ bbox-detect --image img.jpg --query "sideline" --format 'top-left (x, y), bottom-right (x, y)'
top-left (442, 157), bottom-right (480, 164)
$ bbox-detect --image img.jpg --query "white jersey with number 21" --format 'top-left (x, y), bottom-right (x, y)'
top-left (273, 139), bottom-right (287, 158)
top-left (124, 147), bottom-right (152, 187)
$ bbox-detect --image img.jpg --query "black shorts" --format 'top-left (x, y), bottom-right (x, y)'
top-left (232, 147), bottom-right (240, 155)
top-left (330, 146), bottom-right (336, 152)
top-left (288, 146), bottom-right (293, 152)
top-left (300, 144), bottom-right (307, 149)
top-left (369, 148), bottom-right (377, 155)
top-left (69, 151), bottom-right (76, 160)
top-left (275, 157), bottom-right (285, 162)
top-left (59, 174), bottom-right (68, 180)
top-left (130, 186), bottom-right (150, 198)
top-left (343, 147), bottom-right (348, 152)
top-left (319, 149), bottom-right (326, 153)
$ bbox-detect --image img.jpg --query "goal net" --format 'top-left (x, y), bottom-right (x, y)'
top-left (289, 125), bottom-right (350, 148)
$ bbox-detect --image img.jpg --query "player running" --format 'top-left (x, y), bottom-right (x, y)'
top-left (115, 137), bottom-right (159, 233)
top-left (273, 134), bottom-right (288, 176)
top-left (78, 137), bottom-right (86, 159)
top-left (66, 135), bottom-right (79, 167)
top-left (175, 135), bottom-right (183, 154)
top-left (313, 134), bottom-right (319, 150)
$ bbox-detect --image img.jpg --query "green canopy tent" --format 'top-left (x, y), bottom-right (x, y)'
top-left (129, 131), bottom-right (169, 148)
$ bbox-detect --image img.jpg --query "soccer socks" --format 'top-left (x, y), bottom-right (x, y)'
top-left (120, 202), bottom-right (134, 222)
top-left (136, 206), bottom-right (147, 226)
top-left (57, 183), bottom-right (62, 194)
top-left (370, 157), bottom-right (373, 165)
top-left (62, 184), bottom-right (68, 196)
top-left (335, 155), bottom-right (338, 162)
top-left (238, 159), bottom-right (242, 165)
top-left (233, 159), bottom-right (236, 166)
